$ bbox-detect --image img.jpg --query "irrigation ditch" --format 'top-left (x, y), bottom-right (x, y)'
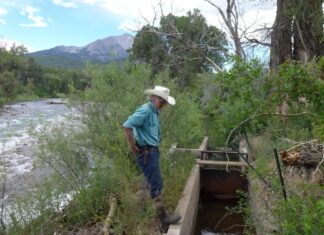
top-left (163, 136), bottom-right (323, 235)
top-left (165, 137), bottom-right (252, 235)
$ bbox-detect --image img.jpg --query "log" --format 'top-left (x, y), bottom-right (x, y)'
top-left (280, 142), bottom-right (323, 167)
top-left (103, 196), bottom-right (117, 235)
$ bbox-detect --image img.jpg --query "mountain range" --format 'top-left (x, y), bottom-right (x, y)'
top-left (29, 33), bottom-right (134, 68)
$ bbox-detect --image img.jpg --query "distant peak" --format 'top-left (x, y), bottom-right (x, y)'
top-left (29, 33), bottom-right (134, 68)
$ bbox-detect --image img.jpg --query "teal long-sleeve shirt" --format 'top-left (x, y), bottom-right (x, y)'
top-left (123, 102), bottom-right (161, 146)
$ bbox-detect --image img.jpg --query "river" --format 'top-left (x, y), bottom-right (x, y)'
top-left (0, 99), bottom-right (77, 222)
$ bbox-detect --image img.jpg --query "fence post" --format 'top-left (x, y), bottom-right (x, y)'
top-left (273, 148), bottom-right (287, 200)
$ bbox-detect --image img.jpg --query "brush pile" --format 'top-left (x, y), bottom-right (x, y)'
top-left (280, 142), bottom-right (323, 167)
top-left (279, 141), bottom-right (324, 185)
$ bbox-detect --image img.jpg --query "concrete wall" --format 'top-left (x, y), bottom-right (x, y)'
top-left (165, 165), bottom-right (200, 235)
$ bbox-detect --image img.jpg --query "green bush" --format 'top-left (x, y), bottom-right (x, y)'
top-left (202, 58), bottom-right (268, 146)
top-left (276, 192), bottom-right (324, 235)
top-left (203, 58), bottom-right (323, 147)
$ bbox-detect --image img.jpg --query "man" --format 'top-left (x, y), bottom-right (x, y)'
top-left (123, 85), bottom-right (181, 228)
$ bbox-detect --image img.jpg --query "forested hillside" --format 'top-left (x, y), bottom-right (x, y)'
top-left (1, 1), bottom-right (324, 235)
top-left (0, 45), bottom-right (90, 106)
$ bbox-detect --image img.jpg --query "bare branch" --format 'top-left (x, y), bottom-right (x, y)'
top-left (158, 0), bottom-right (165, 18)
top-left (225, 112), bottom-right (319, 149)
top-left (245, 36), bottom-right (271, 47)
top-left (147, 27), bottom-right (224, 72)
top-left (204, 0), bottom-right (244, 59)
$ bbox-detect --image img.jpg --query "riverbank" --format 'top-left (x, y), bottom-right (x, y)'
top-left (0, 93), bottom-right (67, 111)
top-left (0, 99), bottom-right (73, 223)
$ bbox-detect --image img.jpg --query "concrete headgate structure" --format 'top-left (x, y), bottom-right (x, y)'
top-left (165, 137), bottom-right (249, 235)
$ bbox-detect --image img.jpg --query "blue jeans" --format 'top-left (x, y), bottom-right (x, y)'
top-left (136, 149), bottom-right (163, 199)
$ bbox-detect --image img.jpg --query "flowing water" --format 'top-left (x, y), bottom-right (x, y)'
top-left (0, 99), bottom-right (77, 221)
top-left (195, 199), bottom-right (245, 235)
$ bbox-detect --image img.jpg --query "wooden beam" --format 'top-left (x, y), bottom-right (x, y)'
top-left (169, 137), bottom-right (209, 157)
top-left (168, 143), bottom-right (178, 155)
top-left (196, 159), bottom-right (247, 167)
top-left (199, 136), bottom-right (208, 160)
top-left (201, 150), bottom-right (247, 155)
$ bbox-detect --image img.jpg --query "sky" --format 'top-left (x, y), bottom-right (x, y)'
top-left (0, 0), bottom-right (276, 52)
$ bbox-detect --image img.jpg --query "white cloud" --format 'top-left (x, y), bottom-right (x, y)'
top-left (82, 0), bottom-right (97, 4)
top-left (0, 7), bottom-right (8, 16)
top-left (79, 0), bottom-right (276, 34)
top-left (53, 0), bottom-right (78, 8)
top-left (19, 6), bottom-right (47, 28)
top-left (0, 38), bottom-right (33, 52)
top-left (0, 7), bottom-right (8, 25)
top-left (92, 0), bottom-right (226, 31)
top-left (99, 0), bottom-right (203, 18)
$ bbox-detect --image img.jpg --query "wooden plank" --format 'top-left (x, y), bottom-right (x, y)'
top-left (200, 150), bottom-right (248, 155)
top-left (199, 136), bottom-right (208, 160)
top-left (168, 147), bottom-right (201, 156)
top-left (168, 143), bottom-right (178, 155)
top-left (199, 136), bottom-right (208, 150)
top-left (196, 159), bottom-right (247, 167)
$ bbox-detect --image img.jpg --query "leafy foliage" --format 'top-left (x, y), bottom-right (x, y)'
top-left (265, 60), bottom-right (324, 115)
top-left (202, 58), bottom-right (323, 147)
top-left (0, 46), bottom-right (91, 106)
top-left (276, 192), bottom-right (324, 235)
top-left (202, 58), bottom-right (268, 146)
top-left (131, 9), bottom-right (228, 88)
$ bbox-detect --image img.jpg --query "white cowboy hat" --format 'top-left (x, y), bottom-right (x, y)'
top-left (144, 85), bottom-right (176, 105)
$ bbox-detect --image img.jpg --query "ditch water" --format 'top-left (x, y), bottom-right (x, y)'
top-left (195, 169), bottom-right (248, 235)
top-left (195, 198), bottom-right (245, 235)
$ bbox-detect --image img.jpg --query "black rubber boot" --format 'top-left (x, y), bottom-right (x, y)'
top-left (154, 196), bottom-right (181, 231)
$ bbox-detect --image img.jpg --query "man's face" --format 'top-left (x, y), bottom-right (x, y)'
top-left (152, 96), bottom-right (167, 109)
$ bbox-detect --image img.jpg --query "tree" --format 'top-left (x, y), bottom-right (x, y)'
top-left (205, 0), bottom-right (323, 70)
top-left (271, 0), bottom-right (324, 71)
top-left (131, 9), bottom-right (228, 87)
top-left (204, 0), bottom-right (245, 59)
top-left (9, 44), bottom-right (28, 56)
top-left (0, 71), bottom-right (19, 100)
top-left (292, 0), bottom-right (323, 62)
top-left (71, 70), bottom-right (91, 90)
top-left (131, 25), bottom-right (166, 75)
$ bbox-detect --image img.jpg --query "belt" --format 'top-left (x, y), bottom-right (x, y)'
top-left (137, 145), bottom-right (158, 165)
top-left (137, 145), bottom-right (159, 153)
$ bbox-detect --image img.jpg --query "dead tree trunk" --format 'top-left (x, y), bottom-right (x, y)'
top-left (292, 0), bottom-right (324, 63)
top-left (204, 0), bottom-right (245, 59)
top-left (270, 0), bottom-right (293, 71)
top-left (271, 0), bottom-right (324, 71)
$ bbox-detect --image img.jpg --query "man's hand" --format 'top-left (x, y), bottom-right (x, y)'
top-left (124, 127), bottom-right (139, 154)
top-left (130, 144), bottom-right (140, 154)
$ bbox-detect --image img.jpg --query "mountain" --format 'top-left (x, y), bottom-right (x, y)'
top-left (29, 33), bottom-right (134, 68)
